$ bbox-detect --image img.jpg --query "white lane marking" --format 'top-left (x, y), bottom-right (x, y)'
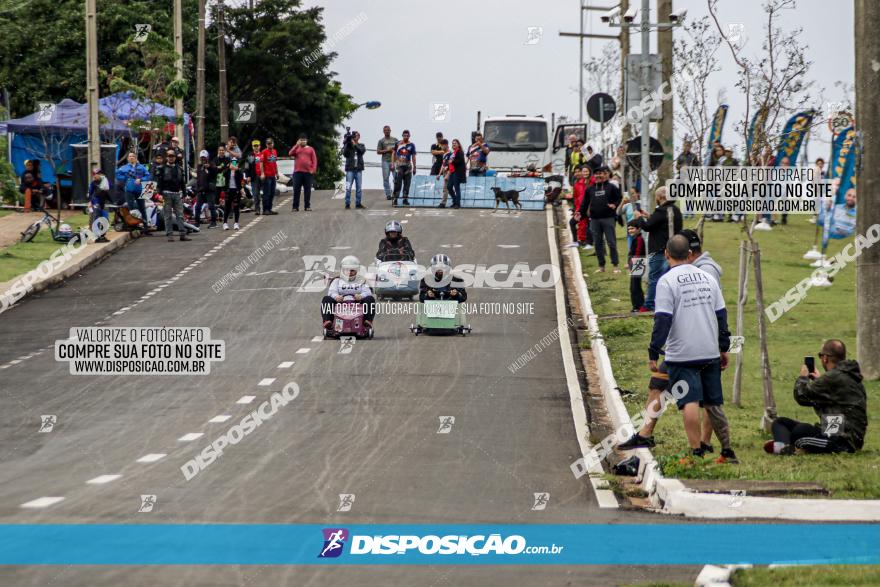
top-left (296, 348), bottom-right (311, 354)
top-left (400, 220), bottom-right (409, 224)
top-left (311, 336), bottom-right (323, 342)
top-left (277, 361), bottom-right (295, 369)
top-left (497, 244), bottom-right (520, 248)
top-left (331, 246), bottom-right (350, 250)
top-left (546, 206), bottom-right (618, 509)
top-left (258, 378), bottom-right (276, 386)
top-left (209, 415), bottom-right (232, 423)
top-left (236, 396), bottom-right (256, 404)
top-left (136, 453), bottom-right (167, 463)
top-left (10, 360), bottom-right (21, 365)
top-left (178, 433), bottom-right (204, 442)
top-left (21, 497), bottom-right (65, 508)
top-left (86, 474), bottom-right (122, 485)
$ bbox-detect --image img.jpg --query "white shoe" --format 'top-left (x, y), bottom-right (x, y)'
top-left (233, 222), bottom-right (240, 230)
top-left (223, 223), bottom-right (229, 230)
top-left (582, 244), bottom-right (594, 250)
top-left (754, 221), bottom-right (772, 231)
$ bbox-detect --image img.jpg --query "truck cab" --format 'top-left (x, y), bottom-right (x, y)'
top-left (482, 115), bottom-right (587, 175)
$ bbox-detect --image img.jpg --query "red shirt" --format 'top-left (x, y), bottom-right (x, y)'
top-left (260, 148), bottom-right (278, 177)
top-left (288, 145), bottom-right (318, 174)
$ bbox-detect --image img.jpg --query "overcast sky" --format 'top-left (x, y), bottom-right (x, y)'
top-left (298, 0), bottom-right (854, 185)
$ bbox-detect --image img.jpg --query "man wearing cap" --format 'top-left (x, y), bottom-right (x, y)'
top-left (259, 138), bottom-right (279, 215)
top-left (195, 150), bottom-right (218, 229)
top-left (649, 235), bottom-right (730, 461)
top-left (155, 149), bottom-right (191, 242)
top-left (245, 139), bottom-right (262, 214)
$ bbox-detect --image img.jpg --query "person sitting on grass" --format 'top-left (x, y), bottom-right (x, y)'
top-left (765, 339), bottom-right (867, 455)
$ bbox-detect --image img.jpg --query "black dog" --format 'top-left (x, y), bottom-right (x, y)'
top-left (490, 187), bottom-right (524, 213)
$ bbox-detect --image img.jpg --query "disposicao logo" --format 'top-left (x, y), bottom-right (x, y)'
top-left (318, 528), bottom-right (349, 558)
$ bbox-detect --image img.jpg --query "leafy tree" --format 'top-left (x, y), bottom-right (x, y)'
top-left (211, 0), bottom-right (355, 188)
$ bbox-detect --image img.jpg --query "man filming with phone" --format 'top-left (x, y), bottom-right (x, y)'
top-left (765, 339), bottom-right (867, 455)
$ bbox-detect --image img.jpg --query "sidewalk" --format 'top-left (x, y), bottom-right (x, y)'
top-left (555, 203), bottom-right (880, 521)
top-left (0, 213), bottom-right (131, 311)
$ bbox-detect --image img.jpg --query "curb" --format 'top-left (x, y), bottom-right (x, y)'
top-left (0, 232), bottom-right (132, 312)
top-left (557, 203), bottom-right (880, 521)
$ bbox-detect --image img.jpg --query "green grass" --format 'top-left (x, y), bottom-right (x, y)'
top-left (729, 566), bottom-right (880, 586)
top-left (579, 217), bottom-right (880, 498)
top-left (0, 214), bottom-right (91, 283)
top-left (0, 210), bottom-right (11, 218)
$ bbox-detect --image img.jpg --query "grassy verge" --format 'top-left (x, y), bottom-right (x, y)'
top-left (729, 565), bottom-right (880, 586)
top-left (0, 214), bottom-right (91, 283)
top-left (578, 216), bottom-right (880, 498)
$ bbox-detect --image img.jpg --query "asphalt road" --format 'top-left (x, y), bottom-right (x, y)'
top-left (0, 189), bottom-right (699, 586)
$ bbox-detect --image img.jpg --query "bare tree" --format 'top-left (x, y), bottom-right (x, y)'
top-left (583, 43), bottom-right (622, 150)
top-left (673, 16), bottom-right (722, 157)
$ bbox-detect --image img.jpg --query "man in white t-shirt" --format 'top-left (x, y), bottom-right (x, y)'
top-left (649, 235), bottom-right (731, 460)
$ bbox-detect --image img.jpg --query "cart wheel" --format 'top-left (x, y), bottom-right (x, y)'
top-left (20, 224), bottom-right (40, 243)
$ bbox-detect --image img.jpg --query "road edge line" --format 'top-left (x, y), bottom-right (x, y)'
top-left (546, 204), bottom-right (618, 509)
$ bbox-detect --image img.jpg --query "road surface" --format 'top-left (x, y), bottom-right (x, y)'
top-left (0, 189), bottom-right (698, 586)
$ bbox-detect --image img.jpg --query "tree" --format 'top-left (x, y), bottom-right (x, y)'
top-left (673, 16), bottom-right (722, 157)
top-left (207, 0), bottom-right (356, 188)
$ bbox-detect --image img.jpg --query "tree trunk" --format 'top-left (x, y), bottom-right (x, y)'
top-left (752, 242), bottom-right (776, 431)
top-left (855, 0), bottom-right (880, 379)
top-left (732, 240), bottom-right (750, 406)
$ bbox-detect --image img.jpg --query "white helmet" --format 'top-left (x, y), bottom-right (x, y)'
top-left (340, 255), bottom-right (361, 282)
top-left (385, 220), bottom-right (402, 236)
top-left (58, 223), bottom-right (73, 237)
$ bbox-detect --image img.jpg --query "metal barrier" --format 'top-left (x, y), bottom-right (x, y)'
top-left (405, 175), bottom-right (546, 210)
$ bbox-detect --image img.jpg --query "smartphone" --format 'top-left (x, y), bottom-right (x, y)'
top-left (804, 356), bottom-right (815, 373)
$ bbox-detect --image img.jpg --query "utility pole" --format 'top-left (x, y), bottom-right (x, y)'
top-left (559, 3), bottom-right (619, 122)
top-left (218, 0), bottom-right (230, 143)
top-left (855, 0), bottom-right (880, 379)
top-left (656, 0), bottom-right (674, 186)
top-left (607, 1), bottom-right (682, 212)
top-left (619, 0), bottom-right (630, 141)
top-left (85, 0), bottom-right (100, 170)
top-left (173, 0), bottom-right (184, 145)
top-left (196, 0), bottom-right (206, 154)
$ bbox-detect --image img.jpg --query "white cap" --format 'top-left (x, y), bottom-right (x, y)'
top-left (199, 150), bottom-right (209, 158)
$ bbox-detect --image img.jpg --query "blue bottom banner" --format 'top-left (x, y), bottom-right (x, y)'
top-left (0, 524), bottom-right (878, 565)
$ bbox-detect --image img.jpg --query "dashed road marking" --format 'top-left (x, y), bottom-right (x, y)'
top-left (178, 433), bottom-right (204, 442)
top-left (86, 474), bottom-right (122, 485)
top-left (136, 453), bottom-right (167, 463)
top-left (21, 497), bottom-right (65, 508)
top-left (209, 415), bottom-right (232, 423)
top-left (258, 378), bottom-right (276, 386)
top-left (277, 361), bottom-right (295, 369)
top-left (236, 396), bottom-right (256, 404)
top-left (311, 336), bottom-right (323, 342)
top-left (296, 348), bottom-right (311, 354)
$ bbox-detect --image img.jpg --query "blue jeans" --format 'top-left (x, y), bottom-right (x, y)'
top-left (262, 177), bottom-right (276, 212)
top-left (447, 175), bottom-right (462, 207)
top-left (345, 170), bottom-right (363, 205)
top-left (645, 252), bottom-right (669, 311)
top-left (381, 160), bottom-right (393, 198)
top-left (292, 171), bottom-right (312, 209)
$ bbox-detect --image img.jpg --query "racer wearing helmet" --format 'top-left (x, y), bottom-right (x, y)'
top-left (375, 220), bottom-right (414, 262)
top-left (419, 253), bottom-right (467, 303)
top-left (321, 255), bottom-right (376, 329)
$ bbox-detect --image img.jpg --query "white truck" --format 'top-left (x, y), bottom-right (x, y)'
top-left (481, 115), bottom-right (587, 175)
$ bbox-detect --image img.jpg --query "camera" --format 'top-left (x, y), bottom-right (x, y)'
top-left (342, 127), bottom-right (353, 147)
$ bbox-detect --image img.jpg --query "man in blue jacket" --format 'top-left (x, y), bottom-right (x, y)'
top-left (116, 152), bottom-right (151, 230)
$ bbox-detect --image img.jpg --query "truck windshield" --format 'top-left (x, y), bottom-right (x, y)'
top-left (483, 121), bottom-right (548, 152)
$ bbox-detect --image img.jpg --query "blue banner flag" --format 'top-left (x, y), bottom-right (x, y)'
top-left (704, 104), bottom-right (729, 164)
top-left (774, 110), bottom-right (816, 166)
top-left (746, 107), bottom-right (768, 159)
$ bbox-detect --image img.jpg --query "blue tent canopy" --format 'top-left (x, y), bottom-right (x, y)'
top-left (3, 99), bottom-right (129, 184)
top-left (99, 91), bottom-right (191, 128)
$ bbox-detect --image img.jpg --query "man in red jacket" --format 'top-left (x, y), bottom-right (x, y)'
top-left (260, 138), bottom-right (279, 215)
top-left (289, 134), bottom-right (318, 211)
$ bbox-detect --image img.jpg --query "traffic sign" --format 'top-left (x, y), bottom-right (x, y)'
top-left (625, 136), bottom-right (664, 171)
top-left (587, 93), bottom-right (617, 124)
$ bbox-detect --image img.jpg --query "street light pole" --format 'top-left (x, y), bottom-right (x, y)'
top-left (579, 0), bottom-right (584, 121)
top-left (173, 0), bottom-right (184, 145)
top-left (639, 0), bottom-right (650, 210)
